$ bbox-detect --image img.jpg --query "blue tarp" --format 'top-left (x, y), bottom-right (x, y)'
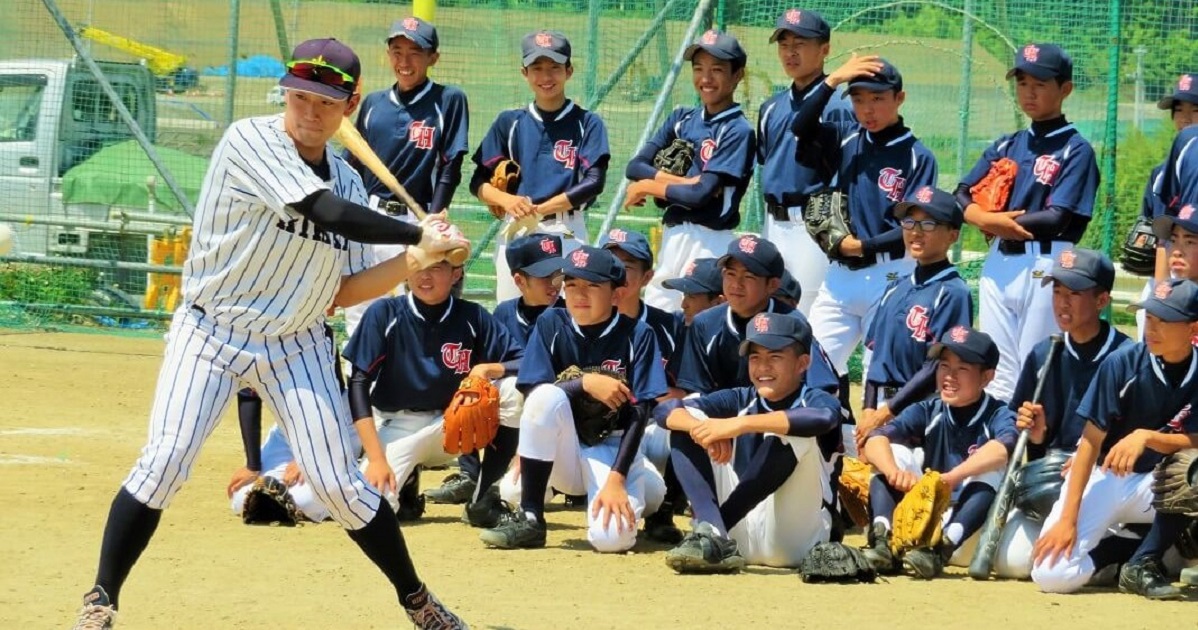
top-left (202, 55), bottom-right (285, 78)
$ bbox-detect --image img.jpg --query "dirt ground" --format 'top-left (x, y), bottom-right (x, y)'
top-left (1, 330), bottom-right (1193, 629)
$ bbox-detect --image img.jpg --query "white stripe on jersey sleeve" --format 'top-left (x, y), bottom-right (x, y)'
top-left (226, 115), bottom-right (329, 220)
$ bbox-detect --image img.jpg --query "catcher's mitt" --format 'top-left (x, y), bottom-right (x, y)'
top-left (443, 376), bottom-right (501, 455)
top-left (1152, 449), bottom-right (1198, 516)
top-left (838, 456), bottom-right (872, 529)
top-left (799, 542), bottom-right (878, 584)
top-left (1121, 216), bottom-right (1159, 277)
top-left (653, 138), bottom-right (695, 177)
top-left (804, 189), bottom-right (854, 261)
top-left (487, 159), bottom-right (521, 220)
top-left (242, 476), bottom-right (303, 526)
top-left (555, 365), bottom-right (628, 446)
top-left (970, 157), bottom-right (1018, 213)
top-left (890, 470), bottom-right (952, 554)
top-left (1014, 449), bottom-right (1070, 522)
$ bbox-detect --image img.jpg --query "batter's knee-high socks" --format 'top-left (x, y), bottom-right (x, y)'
top-left (719, 436), bottom-right (798, 530)
top-left (669, 430), bottom-right (724, 533)
top-left (1129, 512), bottom-right (1187, 564)
top-left (474, 426), bottom-right (518, 501)
top-left (944, 482), bottom-right (996, 546)
top-left (868, 476), bottom-right (903, 526)
top-left (518, 456), bottom-right (553, 520)
top-left (94, 488), bottom-right (163, 608)
top-left (346, 501), bottom-right (422, 601)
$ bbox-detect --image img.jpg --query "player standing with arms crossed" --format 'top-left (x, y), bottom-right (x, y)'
top-left (957, 43), bottom-right (1099, 401)
top-left (757, 8), bottom-right (854, 315)
top-left (471, 30), bottom-right (610, 303)
top-left (70, 39), bottom-right (470, 630)
top-left (624, 30), bottom-right (756, 312)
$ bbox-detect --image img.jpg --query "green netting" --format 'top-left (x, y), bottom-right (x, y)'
top-left (0, 0), bottom-right (1193, 332)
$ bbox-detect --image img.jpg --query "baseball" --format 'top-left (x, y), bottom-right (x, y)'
top-left (0, 222), bottom-right (13, 256)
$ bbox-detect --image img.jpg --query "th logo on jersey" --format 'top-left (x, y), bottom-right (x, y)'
top-left (441, 343), bottom-right (472, 375)
top-left (408, 121), bottom-right (434, 150)
top-left (906, 305), bottom-right (930, 342)
top-left (553, 140), bottom-right (577, 169)
top-left (700, 138), bottom-right (716, 166)
top-left (1166, 404), bottom-right (1192, 433)
top-left (600, 359), bottom-right (626, 375)
top-left (1034, 155), bottom-right (1062, 186)
top-left (878, 167), bottom-right (907, 203)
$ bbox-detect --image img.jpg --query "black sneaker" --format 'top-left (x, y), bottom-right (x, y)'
top-left (664, 522), bottom-right (746, 574)
top-left (1087, 563), bottom-right (1121, 587)
top-left (861, 522), bottom-right (901, 575)
top-left (425, 471), bottom-right (477, 505)
top-left (643, 503), bottom-right (684, 545)
top-left (562, 493), bottom-right (588, 509)
top-left (904, 544), bottom-right (949, 580)
top-left (402, 583), bottom-right (468, 629)
top-left (1118, 558), bottom-right (1183, 600)
top-left (72, 585), bottom-right (116, 630)
top-left (397, 467), bottom-right (426, 522)
top-left (479, 509), bottom-right (547, 549)
top-left (462, 487), bottom-right (507, 529)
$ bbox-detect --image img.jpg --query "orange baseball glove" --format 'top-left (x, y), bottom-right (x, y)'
top-left (487, 159), bottom-right (521, 221)
top-left (970, 157), bottom-right (1018, 213)
top-left (442, 376), bottom-right (501, 454)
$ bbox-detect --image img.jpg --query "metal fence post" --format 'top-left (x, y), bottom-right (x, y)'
top-left (225, 0), bottom-right (241, 128)
top-left (953, 0), bottom-right (976, 262)
top-left (1101, 0), bottom-right (1122, 257)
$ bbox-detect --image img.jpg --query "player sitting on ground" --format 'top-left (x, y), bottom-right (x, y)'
top-left (862, 326), bottom-right (1017, 579)
top-left (484, 246), bottom-right (667, 552)
top-left (1031, 279), bottom-right (1198, 600)
top-left (655, 312), bottom-right (841, 573)
top-left (662, 257), bottom-right (724, 328)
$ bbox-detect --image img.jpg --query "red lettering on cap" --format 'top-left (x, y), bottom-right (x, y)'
top-left (753, 313), bottom-right (770, 333)
top-left (1023, 44), bottom-right (1040, 62)
top-left (571, 249), bottom-right (589, 267)
top-left (1182, 74), bottom-right (1193, 92)
top-left (915, 186), bottom-right (933, 203)
top-left (1182, 204), bottom-right (1196, 221)
top-left (540, 238), bottom-right (557, 254)
top-left (683, 261), bottom-right (697, 277)
top-left (785, 9), bottom-right (802, 25)
top-left (1033, 155), bottom-right (1061, 186)
top-left (553, 139), bottom-right (576, 169)
top-left (906, 305), bottom-right (930, 342)
top-left (535, 32), bottom-right (554, 48)
top-left (878, 167), bottom-right (908, 203)
top-left (950, 325), bottom-right (969, 343)
top-left (1059, 249), bottom-right (1076, 269)
top-left (739, 236), bottom-right (758, 254)
top-left (701, 30), bottom-right (719, 45)
top-left (608, 229), bottom-right (627, 243)
top-left (403, 17), bottom-right (419, 31)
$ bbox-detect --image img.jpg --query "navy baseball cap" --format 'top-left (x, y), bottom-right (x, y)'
top-left (718, 234), bottom-right (785, 279)
top-left (894, 185), bottom-right (964, 228)
top-left (769, 8), bottom-right (830, 42)
top-left (1158, 73), bottom-right (1198, 110)
top-left (684, 30), bottom-right (748, 65)
top-left (280, 38), bottom-right (361, 100)
top-left (844, 58), bottom-right (902, 94)
top-left (738, 312), bottom-right (814, 356)
top-left (563, 245), bottom-right (626, 286)
top-left (1130, 279), bottom-right (1198, 323)
top-left (1153, 204), bottom-right (1198, 241)
top-left (929, 326), bottom-right (1000, 370)
top-left (506, 233), bottom-right (564, 278)
top-left (1040, 248), bottom-right (1115, 292)
top-left (774, 270), bottom-right (802, 304)
top-left (662, 258), bottom-right (722, 295)
top-left (522, 30), bottom-right (571, 67)
top-left (386, 16), bottom-right (438, 50)
top-left (600, 227), bottom-right (653, 266)
top-left (1006, 43), bottom-right (1073, 82)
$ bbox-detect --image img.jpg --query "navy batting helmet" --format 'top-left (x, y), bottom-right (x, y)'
top-left (1014, 450), bottom-right (1071, 522)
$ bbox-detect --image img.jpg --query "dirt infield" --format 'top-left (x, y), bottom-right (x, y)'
top-left (1, 330), bottom-right (1191, 629)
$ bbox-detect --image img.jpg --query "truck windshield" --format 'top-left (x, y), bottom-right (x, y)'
top-left (0, 74), bottom-right (48, 142)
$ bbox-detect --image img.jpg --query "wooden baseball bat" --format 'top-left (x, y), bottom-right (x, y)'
top-left (335, 117), bottom-right (468, 266)
top-left (968, 334), bottom-right (1064, 579)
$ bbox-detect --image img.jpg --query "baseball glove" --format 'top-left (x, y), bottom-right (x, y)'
top-left (890, 470), bottom-right (952, 555)
top-left (804, 189), bottom-right (854, 261)
top-left (241, 476), bottom-right (303, 526)
top-left (1121, 216), bottom-right (1159, 277)
top-left (1176, 519), bottom-right (1198, 560)
top-left (487, 159), bottom-right (521, 220)
top-left (1014, 449), bottom-right (1071, 522)
top-left (799, 541), bottom-right (878, 583)
top-left (838, 456), bottom-right (872, 529)
top-left (970, 157), bottom-right (1018, 213)
top-left (653, 138), bottom-right (695, 177)
top-left (555, 365), bottom-right (628, 446)
top-left (1152, 449), bottom-right (1198, 516)
top-left (443, 376), bottom-right (501, 455)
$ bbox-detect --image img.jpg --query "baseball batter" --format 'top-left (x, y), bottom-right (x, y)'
top-left (655, 312), bottom-right (840, 572)
top-left (624, 30), bottom-right (756, 312)
top-left (471, 30), bottom-right (611, 302)
top-left (70, 39), bottom-right (469, 630)
top-left (958, 43), bottom-right (1099, 401)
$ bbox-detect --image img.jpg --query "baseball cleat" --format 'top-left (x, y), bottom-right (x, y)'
top-left (461, 487), bottom-right (507, 529)
top-left (643, 506), bottom-right (684, 545)
top-left (1118, 558), bottom-right (1183, 600)
top-left (664, 522), bottom-right (745, 574)
top-left (72, 585), bottom-right (117, 630)
top-left (479, 509), bottom-right (546, 549)
top-left (1086, 563), bottom-right (1121, 587)
top-left (903, 545), bottom-right (948, 580)
top-left (425, 472), bottom-right (477, 505)
top-left (402, 583), bottom-right (468, 630)
top-left (861, 523), bottom-right (901, 575)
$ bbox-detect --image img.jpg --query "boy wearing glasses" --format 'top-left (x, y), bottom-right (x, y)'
top-left (855, 186), bottom-right (972, 454)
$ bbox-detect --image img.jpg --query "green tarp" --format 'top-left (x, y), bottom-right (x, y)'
top-left (61, 140), bottom-right (207, 213)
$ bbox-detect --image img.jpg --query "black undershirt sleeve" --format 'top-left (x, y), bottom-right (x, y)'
top-left (349, 367), bottom-right (375, 422)
top-left (429, 154), bottom-right (464, 214)
top-left (562, 159), bottom-right (609, 208)
top-left (613, 402), bottom-right (653, 477)
top-left (781, 407), bottom-right (839, 437)
top-left (290, 190), bottom-right (423, 244)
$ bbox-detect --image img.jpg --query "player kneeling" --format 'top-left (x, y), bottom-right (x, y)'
top-left (862, 326), bottom-right (1018, 579)
top-left (655, 312), bottom-right (840, 572)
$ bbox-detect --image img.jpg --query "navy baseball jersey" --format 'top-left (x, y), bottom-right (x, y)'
top-left (1159, 125), bottom-right (1198, 214)
top-left (960, 119), bottom-right (1099, 227)
top-left (1010, 323), bottom-right (1130, 460)
top-left (350, 81), bottom-right (469, 209)
top-left (517, 308), bottom-right (668, 404)
top-left (641, 105), bottom-right (756, 230)
top-left (1076, 343), bottom-right (1198, 473)
top-left (491, 298), bottom-right (562, 349)
top-left (875, 395), bottom-right (1019, 473)
top-left (1141, 163), bottom-right (1167, 220)
top-left (865, 264), bottom-right (973, 387)
top-left (683, 384), bottom-right (843, 459)
top-left (674, 300), bottom-right (840, 395)
top-left (638, 301), bottom-right (681, 374)
top-left (343, 294), bottom-right (522, 412)
top-left (472, 101), bottom-right (610, 206)
top-left (756, 80), bottom-right (855, 206)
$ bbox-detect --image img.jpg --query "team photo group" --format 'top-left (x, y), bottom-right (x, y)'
top-left (69, 7), bottom-right (1198, 630)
